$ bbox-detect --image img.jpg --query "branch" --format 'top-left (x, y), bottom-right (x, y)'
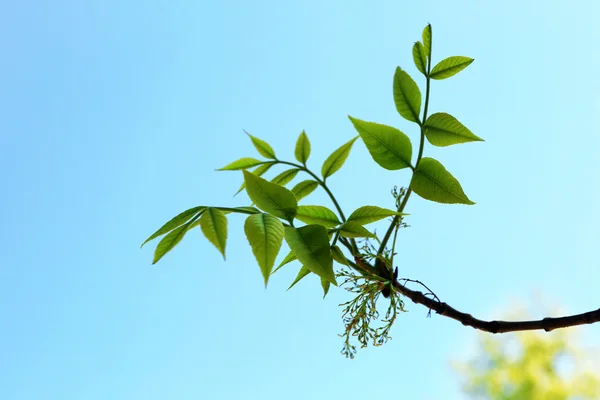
top-left (391, 279), bottom-right (600, 333)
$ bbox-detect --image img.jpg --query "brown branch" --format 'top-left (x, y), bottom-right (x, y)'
top-left (391, 279), bottom-right (600, 333)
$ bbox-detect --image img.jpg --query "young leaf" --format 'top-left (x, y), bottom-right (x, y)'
top-left (243, 170), bottom-right (298, 221)
top-left (245, 131), bottom-right (276, 159)
top-left (271, 168), bottom-right (299, 187)
top-left (412, 41), bottom-right (427, 75)
top-left (272, 250), bottom-right (297, 275)
top-left (411, 157), bottom-right (475, 205)
top-left (152, 216), bottom-right (198, 264)
top-left (321, 278), bottom-right (331, 298)
top-left (244, 213), bottom-right (285, 286)
top-left (338, 222), bottom-right (376, 238)
top-left (288, 266), bottom-right (311, 290)
top-left (218, 157), bottom-right (265, 171)
top-left (295, 131), bottom-right (311, 164)
top-left (422, 24), bottom-right (432, 60)
top-left (424, 113), bottom-right (483, 147)
top-left (284, 225), bottom-right (337, 285)
top-left (295, 205), bottom-right (341, 228)
top-left (393, 67), bottom-right (421, 123)
top-left (142, 206), bottom-right (205, 247)
top-left (291, 180), bottom-right (318, 202)
top-left (347, 205), bottom-right (406, 225)
top-left (349, 117), bottom-right (412, 170)
top-left (430, 56), bottom-right (474, 80)
top-left (321, 136), bottom-right (358, 180)
top-left (200, 207), bottom-right (228, 259)
top-left (234, 162), bottom-right (275, 196)
top-left (331, 245), bottom-right (349, 266)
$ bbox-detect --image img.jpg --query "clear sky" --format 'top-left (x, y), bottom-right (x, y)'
top-left (1, 1), bottom-right (599, 399)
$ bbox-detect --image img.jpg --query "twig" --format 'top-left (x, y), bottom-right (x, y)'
top-left (390, 278), bottom-right (600, 333)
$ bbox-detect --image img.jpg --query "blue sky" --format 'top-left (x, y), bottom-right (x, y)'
top-left (1, 1), bottom-right (599, 399)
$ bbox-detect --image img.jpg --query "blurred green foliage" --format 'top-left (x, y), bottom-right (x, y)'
top-left (456, 320), bottom-right (600, 399)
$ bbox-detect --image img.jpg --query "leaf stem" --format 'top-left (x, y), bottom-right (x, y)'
top-left (278, 161), bottom-right (346, 219)
top-left (376, 54), bottom-right (433, 264)
top-left (277, 160), bottom-right (359, 254)
top-left (389, 218), bottom-right (400, 268)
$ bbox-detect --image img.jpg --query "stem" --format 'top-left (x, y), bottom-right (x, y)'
top-left (339, 237), bottom-right (354, 254)
top-left (376, 55), bottom-right (433, 264)
top-left (277, 160), bottom-right (347, 220)
top-left (331, 230), bottom-right (340, 247)
top-left (389, 218), bottom-right (400, 268)
top-left (277, 160), bottom-right (359, 254)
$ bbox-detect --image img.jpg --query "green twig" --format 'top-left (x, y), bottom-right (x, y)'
top-left (376, 51), bottom-right (432, 266)
top-left (277, 160), bottom-right (359, 254)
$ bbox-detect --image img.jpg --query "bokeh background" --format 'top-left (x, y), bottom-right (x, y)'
top-left (1, 1), bottom-right (599, 399)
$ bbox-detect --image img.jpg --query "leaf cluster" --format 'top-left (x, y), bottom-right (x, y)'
top-left (142, 24), bottom-right (483, 356)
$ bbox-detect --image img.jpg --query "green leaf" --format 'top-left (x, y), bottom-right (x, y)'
top-left (188, 219), bottom-right (202, 230)
top-left (321, 278), bottom-right (331, 298)
top-left (244, 213), bottom-right (284, 286)
top-left (272, 250), bottom-right (297, 275)
top-left (338, 222), bottom-right (376, 238)
top-left (152, 216), bottom-right (199, 264)
top-left (430, 56), bottom-right (474, 80)
top-left (424, 113), bottom-right (483, 147)
top-left (243, 170), bottom-right (298, 221)
top-left (294, 130), bottom-right (311, 164)
top-left (412, 41), bottom-right (427, 75)
top-left (321, 136), bottom-right (358, 180)
top-left (295, 205), bottom-right (341, 228)
top-left (331, 245), bottom-right (349, 266)
top-left (411, 157), bottom-right (475, 205)
top-left (347, 205), bottom-right (406, 225)
top-left (271, 168), bottom-right (299, 187)
top-left (245, 131), bottom-right (276, 159)
top-left (218, 157), bottom-right (265, 171)
top-left (291, 180), bottom-right (318, 202)
top-left (288, 266), bottom-right (311, 290)
top-left (422, 24), bottom-right (432, 60)
top-left (284, 225), bottom-right (336, 285)
top-left (217, 206), bottom-right (262, 215)
top-left (234, 162), bottom-right (275, 196)
top-left (200, 208), bottom-right (228, 259)
top-left (142, 206), bottom-right (205, 247)
top-left (393, 67), bottom-right (421, 123)
top-left (349, 117), bottom-right (412, 170)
